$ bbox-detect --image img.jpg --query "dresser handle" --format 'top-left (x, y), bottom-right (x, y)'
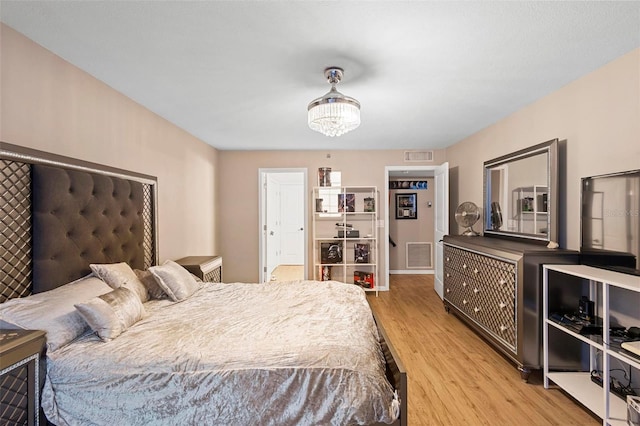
top-left (463, 264), bottom-right (467, 269)
top-left (473, 288), bottom-right (479, 294)
top-left (462, 281), bottom-right (467, 287)
top-left (499, 279), bottom-right (506, 285)
top-left (499, 302), bottom-right (506, 309)
top-left (446, 273), bottom-right (450, 278)
top-left (500, 325), bottom-right (507, 331)
top-left (473, 268), bottom-right (479, 274)
top-left (446, 257), bottom-right (450, 262)
top-left (473, 307), bottom-right (481, 313)
top-left (446, 288), bottom-right (450, 293)
top-left (463, 299), bottom-right (468, 305)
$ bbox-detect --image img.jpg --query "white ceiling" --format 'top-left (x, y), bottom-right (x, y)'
top-left (1, 1), bottom-right (638, 151)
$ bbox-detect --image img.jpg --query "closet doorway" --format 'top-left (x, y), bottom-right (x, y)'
top-left (258, 169), bottom-right (308, 283)
top-left (385, 163), bottom-right (448, 298)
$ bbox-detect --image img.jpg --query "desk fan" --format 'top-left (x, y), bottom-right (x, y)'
top-left (455, 202), bottom-right (480, 236)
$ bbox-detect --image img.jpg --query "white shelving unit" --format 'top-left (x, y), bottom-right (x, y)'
top-left (512, 185), bottom-right (548, 235)
top-left (312, 186), bottom-right (378, 295)
top-left (543, 264), bottom-right (640, 426)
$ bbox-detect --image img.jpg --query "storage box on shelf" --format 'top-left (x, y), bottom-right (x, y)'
top-left (313, 186), bottom-right (378, 294)
top-left (543, 264), bottom-right (640, 426)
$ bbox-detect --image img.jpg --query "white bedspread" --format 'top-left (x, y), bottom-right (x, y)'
top-left (42, 280), bottom-right (399, 425)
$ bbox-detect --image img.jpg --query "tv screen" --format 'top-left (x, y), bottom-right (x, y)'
top-left (581, 169), bottom-right (640, 276)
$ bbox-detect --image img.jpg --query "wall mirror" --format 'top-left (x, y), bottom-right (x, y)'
top-left (483, 139), bottom-right (558, 243)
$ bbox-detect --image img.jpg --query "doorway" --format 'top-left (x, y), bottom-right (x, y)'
top-left (259, 169), bottom-right (308, 283)
top-left (385, 164), bottom-right (449, 298)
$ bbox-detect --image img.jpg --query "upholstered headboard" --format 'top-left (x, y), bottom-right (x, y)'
top-left (1, 142), bottom-right (158, 301)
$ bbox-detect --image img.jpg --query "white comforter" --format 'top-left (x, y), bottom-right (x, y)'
top-left (42, 280), bottom-right (399, 425)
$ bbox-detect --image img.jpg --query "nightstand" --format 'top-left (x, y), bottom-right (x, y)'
top-left (0, 329), bottom-right (46, 426)
top-left (175, 256), bottom-right (223, 282)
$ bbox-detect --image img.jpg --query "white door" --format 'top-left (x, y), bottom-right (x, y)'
top-left (265, 174), bottom-right (281, 280)
top-left (434, 162), bottom-right (449, 299)
top-left (280, 182), bottom-right (304, 264)
top-left (259, 169), bottom-right (307, 283)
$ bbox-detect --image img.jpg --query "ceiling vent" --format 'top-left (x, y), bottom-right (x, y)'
top-left (404, 150), bottom-right (434, 162)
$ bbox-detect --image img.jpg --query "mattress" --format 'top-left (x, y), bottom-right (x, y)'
top-left (42, 280), bottom-right (399, 425)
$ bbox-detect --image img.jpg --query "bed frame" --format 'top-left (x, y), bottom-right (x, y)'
top-left (0, 141), bottom-right (407, 426)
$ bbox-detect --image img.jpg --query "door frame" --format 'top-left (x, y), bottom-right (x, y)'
top-left (384, 164), bottom-right (449, 293)
top-left (258, 168), bottom-right (308, 283)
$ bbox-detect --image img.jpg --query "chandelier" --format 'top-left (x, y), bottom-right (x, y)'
top-left (308, 67), bottom-right (360, 137)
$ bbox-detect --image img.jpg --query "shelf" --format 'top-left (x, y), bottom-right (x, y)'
top-left (545, 319), bottom-right (604, 348)
top-left (313, 186), bottom-right (379, 293)
top-left (543, 264), bottom-right (640, 425)
top-left (545, 264), bottom-right (640, 292)
top-left (546, 372), bottom-right (627, 420)
top-left (608, 347), bottom-right (640, 370)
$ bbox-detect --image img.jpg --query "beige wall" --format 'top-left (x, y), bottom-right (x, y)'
top-left (218, 150), bottom-right (446, 284)
top-left (0, 24), bottom-right (219, 262)
top-left (446, 48), bottom-right (640, 250)
top-left (5, 21), bottom-right (636, 282)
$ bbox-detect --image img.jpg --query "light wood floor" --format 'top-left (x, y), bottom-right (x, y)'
top-left (269, 264), bottom-right (304, 282)
top-left (366, 275), bottom-right (600, 426)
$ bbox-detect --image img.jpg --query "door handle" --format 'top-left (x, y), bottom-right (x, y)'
top-left (299, 227), bottom-right (303, 231)
top-left (269, 231), bottom-right (274, 236)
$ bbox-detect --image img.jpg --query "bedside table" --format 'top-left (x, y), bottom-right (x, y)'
top-left (175, 256), bottom-right (223, 282)
top-left (1, 329), bottom-right (46, 426)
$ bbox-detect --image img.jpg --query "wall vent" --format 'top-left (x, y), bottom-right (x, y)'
top-left (404, 150), bottom-right (434, 162)
top-left (406, 242), bottom-right (433, 269)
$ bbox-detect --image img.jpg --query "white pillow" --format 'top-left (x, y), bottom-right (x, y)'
top-left (90, 262), bottom-right (149, 303)
top-left (148, 260), bottom-right (200, 302)
top-left (0, 275), bottom-right (113, 351)
top-left (75, 287), bottom-right (146, 342)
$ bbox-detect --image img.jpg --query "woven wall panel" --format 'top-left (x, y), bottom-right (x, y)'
top-left (142, 184), bottom-right (155, 269)
top-left (1, 160), bottom-right (32, 302)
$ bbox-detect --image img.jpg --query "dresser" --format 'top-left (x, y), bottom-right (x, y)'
top-left (175, 256), bottom-right (223, 282)
top-left (443, 235), bottom-right (579, 380)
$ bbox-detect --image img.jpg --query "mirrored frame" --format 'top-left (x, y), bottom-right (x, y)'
top-left (483, 139), bottom-right (558, 243)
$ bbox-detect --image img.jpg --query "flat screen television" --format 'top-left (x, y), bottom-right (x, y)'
top-left (580, 169), bottom-right (640, 276)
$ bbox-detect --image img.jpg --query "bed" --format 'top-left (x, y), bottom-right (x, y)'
top-left (0, 142), bottom-right (407, 426)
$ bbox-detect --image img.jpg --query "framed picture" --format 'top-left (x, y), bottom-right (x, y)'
top-left (396, 193), bottom-right (417, 219)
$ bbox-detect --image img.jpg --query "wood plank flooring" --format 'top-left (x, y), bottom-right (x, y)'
top-left (269, 264), bottom-right (304, 282)
top-left (366, 275), bottom-right (600, 426)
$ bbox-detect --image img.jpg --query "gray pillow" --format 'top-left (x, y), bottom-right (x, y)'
top-left (0, 275), bottom-right (113, 351)
top-left (75, 287), bottom-right (146, 342)
top-left (90, 262), bottom-right (149, 303)
top-left (148, 260), bottom-right (200, 301)
top-left (134, 269), bottom-right (167, 300)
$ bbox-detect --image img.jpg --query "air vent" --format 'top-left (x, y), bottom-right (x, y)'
top-left (406, 242), bottom-right (433, 269)
top-left (404, 151), bottom-right (434, 162)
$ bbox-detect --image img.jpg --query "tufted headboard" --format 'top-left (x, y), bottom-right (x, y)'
top-left (1, 142), bottom-right (158, 301)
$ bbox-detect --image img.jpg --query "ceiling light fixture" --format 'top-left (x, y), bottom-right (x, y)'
top-left (308, 67), bottom-right (360, 137)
